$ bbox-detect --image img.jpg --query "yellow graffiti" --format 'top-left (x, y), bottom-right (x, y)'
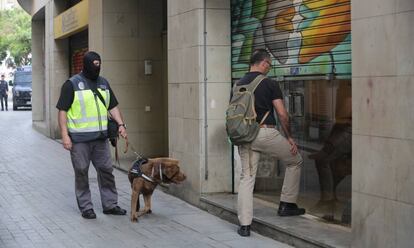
top-left (299, 0), bottom-right (350, 63)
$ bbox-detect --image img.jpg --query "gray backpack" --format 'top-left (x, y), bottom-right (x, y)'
top-left (226, 74), bottom-right (269, 145)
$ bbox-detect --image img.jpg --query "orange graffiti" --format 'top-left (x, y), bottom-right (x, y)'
top-left (299, 0), bottom-right (350, 63)
top-left (275, 6), bottom-right (296, 32)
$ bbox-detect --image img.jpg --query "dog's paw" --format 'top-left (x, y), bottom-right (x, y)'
top-left (148, 209), bottom-right (152, 214)
top-left (130, 214), bottom-right (138, 222)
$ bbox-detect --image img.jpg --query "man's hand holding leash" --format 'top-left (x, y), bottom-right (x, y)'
top-left (118, 125), bottom-right (127, 139)
top-left (109, 106), bottom-right (127, 139)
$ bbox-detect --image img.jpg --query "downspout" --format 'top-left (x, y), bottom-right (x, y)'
top-left (203, 0), bottom-right (208, 180)
top-left (231, 144), bottom-right (235, 193)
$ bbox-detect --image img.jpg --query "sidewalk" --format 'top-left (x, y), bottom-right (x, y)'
top-left (0, 111), bottom-right (292, 248)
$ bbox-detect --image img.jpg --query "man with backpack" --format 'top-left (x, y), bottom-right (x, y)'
top-left (227, 49), bottom-right (305, 237)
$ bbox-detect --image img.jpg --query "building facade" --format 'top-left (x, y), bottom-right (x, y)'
top-left (17, 0), bottom-right (414, 247)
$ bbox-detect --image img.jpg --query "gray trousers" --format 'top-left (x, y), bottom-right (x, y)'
top-left (238, 128), bottom-right (303, 225)
top-left (70, 139), bottom-right (118, 212)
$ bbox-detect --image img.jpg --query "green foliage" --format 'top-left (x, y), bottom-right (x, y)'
top-left (0, 7), bottom-right (31, 67)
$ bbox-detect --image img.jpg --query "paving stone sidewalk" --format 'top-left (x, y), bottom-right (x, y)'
top-left (0, 111), bottom-right (292, 248)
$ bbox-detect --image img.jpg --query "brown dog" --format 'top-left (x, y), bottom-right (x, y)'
top-left (128, 157), bottom-right (186, 222)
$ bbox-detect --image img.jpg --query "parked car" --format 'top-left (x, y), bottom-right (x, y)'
top-left (11, 66), bottom-right (32, 110)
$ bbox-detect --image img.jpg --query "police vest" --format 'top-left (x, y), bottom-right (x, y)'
top-left (67, 74), bottom-right (110, 143)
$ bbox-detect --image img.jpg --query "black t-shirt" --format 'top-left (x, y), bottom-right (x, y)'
top-left (56, 78), bottom-right (119, 111)
top-left (0, 80), bottom-right (8, 94)
top-left (237, 72), bottom-right (283, 125)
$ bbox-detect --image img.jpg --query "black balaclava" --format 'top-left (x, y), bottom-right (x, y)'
top-left (82, 51), bottom-right (101, 80)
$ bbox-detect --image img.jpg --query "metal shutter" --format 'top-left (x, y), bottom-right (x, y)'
top-left (231, 0), bottom-right (351, 80)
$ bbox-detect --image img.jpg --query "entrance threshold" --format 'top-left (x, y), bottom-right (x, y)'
top-left (200, 193), bottom-right (351, 248)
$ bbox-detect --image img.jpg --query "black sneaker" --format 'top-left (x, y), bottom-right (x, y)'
top-left (237, 225), bottom-right (250, 237)
top-left (277, 201), bottom-right (306, 217)
top-left (103, 206), bottom-right (126, 215)
top-left (81, 209), bottom-right (97, 219)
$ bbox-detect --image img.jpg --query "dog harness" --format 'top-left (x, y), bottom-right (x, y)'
top-left (130, 158), bottom-right (164, 183)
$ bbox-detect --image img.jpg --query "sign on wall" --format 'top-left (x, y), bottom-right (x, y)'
top-left (54, 0), bottom-right (89, 39)
top-left (231, 0), bottom-right (351, 79)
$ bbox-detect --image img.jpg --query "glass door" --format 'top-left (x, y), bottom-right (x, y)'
top-left (253, 79), bottom-right (352, 226)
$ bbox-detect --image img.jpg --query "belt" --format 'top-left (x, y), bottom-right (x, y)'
top-left (260, 124), bottom-right (275, 128)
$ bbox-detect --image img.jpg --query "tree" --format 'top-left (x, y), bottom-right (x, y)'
top-left (0, 7), bottom-right (31, 68)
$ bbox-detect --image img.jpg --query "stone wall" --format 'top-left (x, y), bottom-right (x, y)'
top-left (98, 0), bottom-right (168, 165)
top-left (167, 0), bottom-right (231, 204)
top-left (352, 1), bottom-right (414, 247)
top-left (31, 17), bottom-right (46, 132)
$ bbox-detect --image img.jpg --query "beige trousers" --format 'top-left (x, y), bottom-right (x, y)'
top-left (237, 128), bottom-right (303, 225)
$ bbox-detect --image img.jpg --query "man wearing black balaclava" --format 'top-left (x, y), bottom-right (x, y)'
top-left (82, 51), bottom-right (101, 80)
top-left (56, 51), bottom-right (128, 219)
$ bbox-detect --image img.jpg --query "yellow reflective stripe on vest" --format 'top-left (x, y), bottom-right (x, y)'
top-left (67, 88), bottom-right (110, 133)
top-left (104, 90), bottom-right (110, 108)
top-left (76, 91), bottom-right (88, 120)
top-left (68, 116), bottom-right (103, 125)
top-left (68, 121), bottom-right (108, 133)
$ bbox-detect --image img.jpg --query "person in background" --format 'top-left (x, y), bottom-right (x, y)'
top-left (0, 74), bottom-right (9, 111)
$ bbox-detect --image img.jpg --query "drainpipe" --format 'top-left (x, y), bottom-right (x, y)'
top-left (231, 145), bottom-right (234, 194)
top-left (203, 0), bottom-right (208, 180)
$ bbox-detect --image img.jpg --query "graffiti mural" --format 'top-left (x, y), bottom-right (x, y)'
top-left (231, 0), bottom-right (351, 79)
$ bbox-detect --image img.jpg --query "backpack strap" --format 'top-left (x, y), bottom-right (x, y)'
top-left (89, 83), bottom-right (116, 121)
top-left (248, 74), bottom-right (266, 93)
top-left (246, 74), bottom-right (266, 122)
top-left (250, 75), bottom-right (271, 124)
top-left (232, 74), bottom-right (266, 95)
top-left (90, 86), bottom-right (109, 110)
top-left (259, 111), bottom-right (270, 125)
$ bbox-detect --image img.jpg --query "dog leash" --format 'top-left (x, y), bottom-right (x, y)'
top-left (123, 136), bottom-right (144, 159)
top-left (113, 136), bottom-right (133, 167)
